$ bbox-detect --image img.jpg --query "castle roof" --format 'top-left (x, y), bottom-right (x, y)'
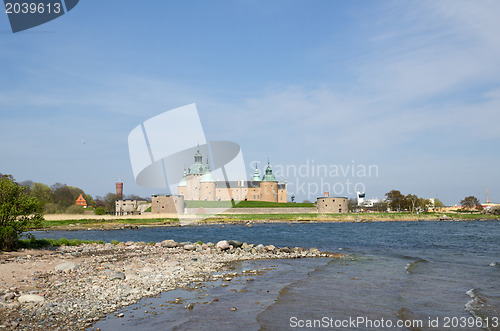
top-left (187, 145), bottom-right (211, 175)
top-left (261, 162), bottom-right (277, 182)
top-left (252, 164), bottom-right (261, 181)
top-left (200, 171), bottom-right (215, 183)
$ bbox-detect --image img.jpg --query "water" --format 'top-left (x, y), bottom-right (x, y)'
top-left (31, 221), bottom-right (500, 330)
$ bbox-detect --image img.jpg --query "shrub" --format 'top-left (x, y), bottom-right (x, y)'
top-left (94, 206), bottom-right (106, 215)
top-left (1, 176), bottom-right (44, 251)
top-left (65, 205), bottom-right (85, 214)
top-left (44, 203), bottom-right (60, 214)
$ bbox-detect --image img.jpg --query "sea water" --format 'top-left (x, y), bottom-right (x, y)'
top-left (31, 221), bottom-right (500, 330)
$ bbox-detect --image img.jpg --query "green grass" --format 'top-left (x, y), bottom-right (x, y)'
top-left (36, 218), bottom-right (179, 229)
top-left (233, 201), bottom-right (315, 208)
top-left (202, 211), bottom-right (499, 223)
top-left (184, 200), bottom-right (315, 208)
top-left (185, 200), bottom-right (234, 208)
top-left (201, 213), bottom-right (320, 222)
top-left (18, 237), bottom-right (105, 249)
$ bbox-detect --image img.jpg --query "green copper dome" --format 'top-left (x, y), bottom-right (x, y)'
top-left (188, 146), bottom-right (206, 175)
top-left (200, 171), bottom-right (215, 183)
top-left (178, 170), bottom-right (187, 186)
top-left (262, 162), bottom-right (277, 182)
top-left (252, 164), bottom-right (261, 181)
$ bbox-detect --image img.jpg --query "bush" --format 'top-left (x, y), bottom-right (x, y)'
top-left (44, 203), bottom-right (60, 214)
top-left (1, 176), bottom-right (44, 251)
top-left (110, 240), bottom-right (120, 245)
top-left (65, 205), bottom-right (85, 214)
top-left (94, 206), bottom-right (105, 215)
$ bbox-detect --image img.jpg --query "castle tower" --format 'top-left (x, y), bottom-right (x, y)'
top-left (178, 170), bottom-right (187, 197)
top-left (252, 164), bottom-right (261, 181)
top-left (200, 158), bottom-right (215, 201)
top-left (260, 161), bottom-right (278, 202)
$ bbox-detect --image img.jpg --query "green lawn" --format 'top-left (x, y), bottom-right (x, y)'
top-left (184, 200), bottom-right (315, 208)
top-left (37, 218), bottom-right (179, 228)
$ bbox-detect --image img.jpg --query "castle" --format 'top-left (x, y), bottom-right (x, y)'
top-left (178, 148), bottom-right (287, 202)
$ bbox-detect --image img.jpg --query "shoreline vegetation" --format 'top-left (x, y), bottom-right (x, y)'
top-left (0, 239), bottom-right (342, 330)
top-left (30, 212), bottom-right (500, 231)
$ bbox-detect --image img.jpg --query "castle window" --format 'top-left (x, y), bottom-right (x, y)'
top-left (253, 195), bottom-right (255, 199)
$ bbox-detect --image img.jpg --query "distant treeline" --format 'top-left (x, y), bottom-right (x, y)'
top-left (0, 173), bottom-right (147, 214)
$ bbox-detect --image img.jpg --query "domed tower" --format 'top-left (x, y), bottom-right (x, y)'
top-left (177, 170), bottom-right (187, 197)
top-left (185, 145), bottom-right (205, 200)
top-left (200, 159), bottom-right (215, 201)
top-left (260, 161), bottom-right (278, 202)
top-left (252, 164), bottom-right (261, 182)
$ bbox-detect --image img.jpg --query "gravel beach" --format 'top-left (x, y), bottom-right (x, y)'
top-left (0, 240), bottom-right (341, 330)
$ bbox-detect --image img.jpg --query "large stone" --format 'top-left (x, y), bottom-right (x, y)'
top-left (265, 245), bottom-right (276, 252)
top-left (18, 295), bottom-right (44, 304)
top-left (280, 247), bottom-right (291, 253)
top-left (55, 262), bottom-right (79, 272)
top-left (254, 244), bottom-right (265, 252)
top-left (228, 240), bottom-right (243, 248)
top-left (309, 248), bottom-right (321, 254)
top-left (109, 271), bottom-right (126, 281)
top-left (161, 240), bottom-right (178, 248)
top-left (183, 244), bottom-right (196, 251)
top-left (216, 240), bottom-right (230, 250)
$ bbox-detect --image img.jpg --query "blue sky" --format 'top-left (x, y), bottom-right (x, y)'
top-left (1, 0), bottom-right (499, 205)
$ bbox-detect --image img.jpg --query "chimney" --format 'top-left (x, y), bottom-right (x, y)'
top-left (116, 181), bottom-right (123, 199)
top-left (324, 191), bottom-right (329, 197)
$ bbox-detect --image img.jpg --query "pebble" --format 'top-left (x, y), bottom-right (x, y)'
top-left (18, 294), bottom-right (45, 304)
top-left (55, 262), bottom-right (79, 272)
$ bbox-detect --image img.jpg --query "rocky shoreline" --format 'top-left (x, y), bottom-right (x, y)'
top-left (0, 240), bottom-right (342, 330)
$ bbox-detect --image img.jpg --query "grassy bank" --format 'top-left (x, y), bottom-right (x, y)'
top-left (34, 218), bottom-right (180, 230)
top-left (18, 237), bottom-right (106, 249)
top-left (202, 211), bottom-right (499, 222)
top-left (185, 200), bottom-right (315, 208)
top-left (29, 212), bottom-right (498, 230)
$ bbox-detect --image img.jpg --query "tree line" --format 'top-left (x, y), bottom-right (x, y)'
top-left (384, 190), bottom-right (438, 213)
top-left (1, 173), bottom-right (146, 215)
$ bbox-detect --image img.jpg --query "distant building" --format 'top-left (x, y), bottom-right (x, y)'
top-left (115, 199), bottom-right (148, 216)
top-left (151, 194), bottom-right (185, 214)
top-left (75, 194), bottom-right (87, 207)
top-left (317, 197), bottom-right (348, 214)
top-left (116, 181), bottom-right (123, 199)
top-left (178, 147), bottom-right (287, 202)
top-left (357, 190), bottom-right (384, 208)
